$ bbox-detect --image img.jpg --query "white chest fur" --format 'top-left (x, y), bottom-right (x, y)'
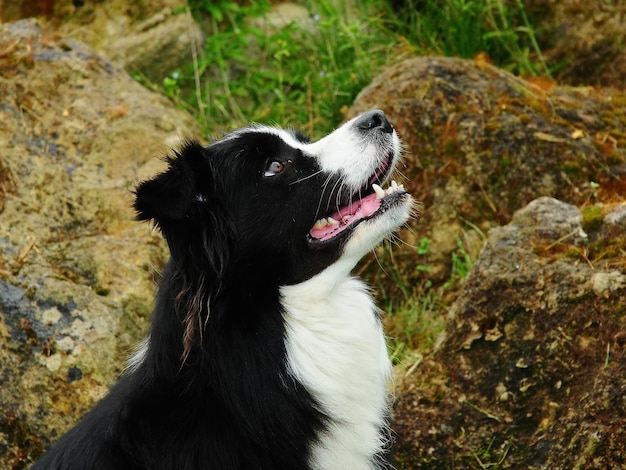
top-left (281, 263), bottom-right (392, 469)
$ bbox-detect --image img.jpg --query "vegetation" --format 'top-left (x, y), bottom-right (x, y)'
top-left (160, 0), bottom-right (548, 138)
top-left (381, 235), bottom-right (475, 364)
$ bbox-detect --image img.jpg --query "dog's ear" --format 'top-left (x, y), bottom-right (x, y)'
top-left (134, 141), bottom-right (210, 223)
top-left (134, 141), bottom-right (232, 363)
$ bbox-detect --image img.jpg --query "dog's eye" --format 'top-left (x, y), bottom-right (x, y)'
top-left (264, 161), bottom-right (284, 177)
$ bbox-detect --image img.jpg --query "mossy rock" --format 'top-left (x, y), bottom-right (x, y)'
top-left (349, 56), bottom-right (626, 298)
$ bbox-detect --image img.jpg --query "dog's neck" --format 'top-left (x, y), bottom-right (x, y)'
top-left (280, 268), bottom-right (392, 468)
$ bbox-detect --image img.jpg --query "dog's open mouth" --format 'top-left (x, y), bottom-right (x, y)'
top-left (308, 154), bottom-right (406, 243)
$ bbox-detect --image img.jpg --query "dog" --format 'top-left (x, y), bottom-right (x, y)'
top-left (33, 110), bottom-right (414, 469)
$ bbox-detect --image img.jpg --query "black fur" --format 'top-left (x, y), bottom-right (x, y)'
top-left (33, 130), bottom-right (348, 470)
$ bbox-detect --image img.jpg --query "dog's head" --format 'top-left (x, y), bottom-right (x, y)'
top-left (135, 110), bottom-right (414, 287)
top-left (135, 110), bottom-right (414, 359)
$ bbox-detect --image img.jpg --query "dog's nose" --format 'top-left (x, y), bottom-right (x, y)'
top-left (354, 110), bottom-right (393, 134)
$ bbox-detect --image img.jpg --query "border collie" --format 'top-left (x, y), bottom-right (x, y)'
top-left (33, 110), bottom-right (414, 469)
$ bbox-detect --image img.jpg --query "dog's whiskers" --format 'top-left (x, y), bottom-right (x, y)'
top-left (370, 246), bottom-right (390, 278)
top-left (289, 169), bottom-right (323, 186)
top-left (335, 179), bottom-right (346, 214)
top-left (315, 173), bottom-right (336, 219)
top-left (325, 177), bottom-right (344, 215)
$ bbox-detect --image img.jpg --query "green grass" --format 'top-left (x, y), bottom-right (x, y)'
top-left (386, 280), bottom-right (446, 364)
top-left (378, 235), bottom-right (475, 363)
top-left (389, 0), bottom-right (551, 76)
top-left (165, 0), bottom-right (398, 136)
top-left (157, 0), bottom-right (550, 139)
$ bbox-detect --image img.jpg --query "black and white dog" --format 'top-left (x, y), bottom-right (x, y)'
top-left (34, 110), bottom-right (414, 469)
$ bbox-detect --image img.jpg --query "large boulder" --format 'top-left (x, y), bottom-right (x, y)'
top-left (349, 56), bottom-right (626, 297)
top-left (393, 196), bottom-right (626, 468)
top-left (0, 19), bottom-right (200, 468)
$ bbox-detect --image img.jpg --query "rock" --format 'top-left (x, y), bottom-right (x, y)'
top-left (0, 0), bottom-right (202, 83)
top-left (249, 3), bottom-right (315, 35)
top-left (526, 0), bottom-right (626, 88)
top-left (0, 0), bottom-right (55, 19)
top-left (348, 56), bottom-right (626, 296)
top-left (393, 197), bottom-right (626, 469)
top-left (106, 7), bottom-right (204, 82)
top-left (0, 19), bottom-right (201, 468)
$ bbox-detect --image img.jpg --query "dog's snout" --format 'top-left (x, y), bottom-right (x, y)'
top-left (354, 110), bottom-right (393, 134)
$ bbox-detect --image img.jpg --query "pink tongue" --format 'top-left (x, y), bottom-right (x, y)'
top-left (309, 193), bottom-right (382, 241)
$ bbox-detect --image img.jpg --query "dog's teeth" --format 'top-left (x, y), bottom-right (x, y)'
top-left (342, 215), bottom-right (352, 222)
top-left (391, 180), bottom-right (398, 188)
top-left (313, 216), bottom-right (341, 230)
top-left (373, 184), bottom-right (385, 200)
top-left (313, 218), bottom-right (327, 229)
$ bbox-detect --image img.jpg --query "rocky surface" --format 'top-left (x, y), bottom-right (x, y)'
top-left (393, 197), bottom-right (626, 468)
top-left (527, 0), bottom-right (626, 88)
top-left (0, 19), bottom-right (200, 468)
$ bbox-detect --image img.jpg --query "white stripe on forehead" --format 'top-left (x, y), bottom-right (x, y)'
top-left (224, 125), bottom-right (308, 149)
top-left (223, 119), bottom-right (400, 191)
top-left (224, 117), bottom-right (363, 152)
